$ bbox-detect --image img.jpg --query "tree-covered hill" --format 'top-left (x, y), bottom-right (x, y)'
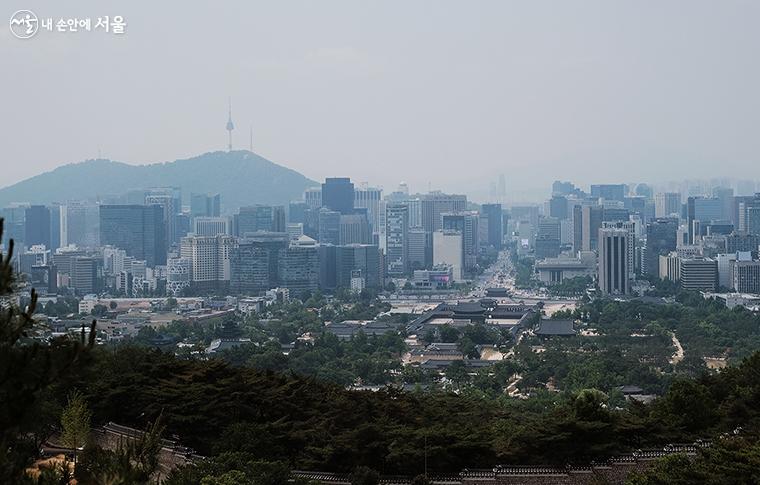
top-left (0, 150), bottom-right (318, 209)
top-left (66, 345), bottom-right (760, 478)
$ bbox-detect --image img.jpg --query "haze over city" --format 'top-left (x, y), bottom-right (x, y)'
top-left (3, 0), bottom-right (759, 202)
top-left (4, 2), bottom-right (760, 484)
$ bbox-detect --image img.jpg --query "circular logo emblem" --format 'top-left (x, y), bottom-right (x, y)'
top-left (9, 10), bottom-right (39, 39)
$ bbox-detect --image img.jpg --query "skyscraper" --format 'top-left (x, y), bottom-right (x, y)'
top-left (317, 209), bottom-right (341, 245)
top-left (481, 203), bottom-right (504, 249)
top-left (385, 203), bottom-right (409, 276)
top-left (193, 217), bottom-right (230, 236)
top-left (190, 193), bottom-right (221, 217)
top-left (230, 232), bottom-right (289, 295)
top-left (322, 177), bottom-right (355, 214)
top-left (549, 196), bottom-right (568, 220)
top-left (99, 205), bottom-right (166, 266)
top-left (421, 192), bottom-right (467, 233)
top-left (644, 218), bottom-right (678, 277)
top-left (433, 230), bottom-right (463, 281)
top-left (687, 196), bottom-right (723, 244)
top-left (591, 184), bottom-right (627, 202)
top-left (442, 212), bottom-right (479, 270)
top-left (598, 227), bottom-right (630, 295)
top-left (354, 186), bottom-right (382, 234)
top-left (60, 201), bottom-right (100, 248)
top-left (24, 205), bottom-right (51, 249)
top-left (278, 235), bottom-right (319, 298)
top-left (180, 234), bottom-right (233, 292)
top-left (581, 205), bottom-right (603, 252)
top-left (234, 205), bottom-right (277, 236)
top-left (654, 193), bottom-right (681, 218)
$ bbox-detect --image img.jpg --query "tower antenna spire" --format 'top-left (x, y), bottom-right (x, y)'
top-left (225, 97), bottom-right (234, 152)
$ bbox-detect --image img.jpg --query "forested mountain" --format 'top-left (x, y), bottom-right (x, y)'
top-left (0, 151), bottom-right (318, 209)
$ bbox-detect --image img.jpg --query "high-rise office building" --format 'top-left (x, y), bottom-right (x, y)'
top-left (433, 230), bottom-right (463, 281)
top-left (166, 257), bottom-right (191, 296)
top-left (230, 242), bottom-right (269, 295)
top-left (193, 217), bottom-right (230, 236)
top-left (303, 187), bottom-right (322, 210)
top-left (747, 206), bottom-right (760, 236)
top-left (549, 196), bottom-right (568, 220)
top-left (643, 218), bottom-right (678, 277)
top-left (24, 205), bottom-right (51, 249)
top-left (581, 205), bottom-right (604, 252)
top-left (654, 193), bottom-right (681, 218)
top-left (598, 227), bottom-right (630, 295)
top-left (99, 205), bottom-right (166, 266)
top-left (180, 234), bottom-right (234, 291)
top-left (339, 213), bottom-right (371, 245)
top-left (288, 201), bottom-right (308, 224)
top-left (421, 192), bottom-right (467, 233)
top-left (442, 212), bottom-right (479, 271)
top-left (230, 232), bottom-right (289, 295)
top-left (680, 258), bottom-right (718, 291)
top-left (602, 220), bottom-right (636, 277)
top-left (146, 189), bottom-right (181, 247)
top-left (712, 187), bottom-right (735, 221)
top-left (481, 203), bottom-right (504, 249)
top-left (724, 233), bottom-right (760, 253)
top-left (190, 193), bottom-right (221, 217)
top-left (591, 184), bottom-right (627, 202)
top-left (278, 236), bottom-right (319, 298)
top-left (1, 204), bottom-right (28, 247)
top-left (70, 256), bottom-right (99, 295)
top-left (733, 260), bottom-right (760, 293)
top-left (687, 196), bottom-right (723, 244)
top-left (408, 228), bottom-right (431, 269)
top-left (322, 178), bottom-right (355, 214)
top-left (385, 203), bottom-right (409, 276)
top-left (234, 205), bottom-right (274, 235)
top-left (318, 209), bottom-right (341, 245)
top-left (60, 201), bottom-right (100, 248)
top-left (354, 186), bottom-right (382, 234)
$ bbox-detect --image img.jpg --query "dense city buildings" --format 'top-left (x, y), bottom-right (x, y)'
top-left (5, 174), bottom-right (760, 305)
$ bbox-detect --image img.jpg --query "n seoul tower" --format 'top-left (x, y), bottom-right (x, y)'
top-left (226, 97), bottom-right (235, 152)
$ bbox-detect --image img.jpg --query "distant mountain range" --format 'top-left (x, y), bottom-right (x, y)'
top-left (0, 151), bottom-right (318, 211)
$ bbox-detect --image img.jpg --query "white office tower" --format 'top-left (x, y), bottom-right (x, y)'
top-left (304, 187), bottom-right (322, 209)
top-left (433, 230), bottom-right (463, 281)
top-left (598, 227), bottom-right (630, 295)
top-left (180, 234), bottom-right (234, 288)
top-left (354, 186), bottom-right (382, 234)
top-left (654, 192), bottom-right (681, 218)
top-left (193, 217), bottom-right (230, 236)
top-left (286, 223), bottom-right (304, 240)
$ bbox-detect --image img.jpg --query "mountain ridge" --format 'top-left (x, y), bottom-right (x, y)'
top-left (0, 151), bottom-right (319, 211)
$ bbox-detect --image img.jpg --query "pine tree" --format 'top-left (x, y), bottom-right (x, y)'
top-left (60, 391), bottom-right (92, 465)
top-left (0, 219), bottom-right (96, 482)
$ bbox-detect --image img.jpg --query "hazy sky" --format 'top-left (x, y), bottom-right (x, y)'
top-left (2, 1), bottom-right (759, 202)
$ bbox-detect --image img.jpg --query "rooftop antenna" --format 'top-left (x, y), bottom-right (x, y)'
top-left (226, 97), bottom-right (234, 152)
